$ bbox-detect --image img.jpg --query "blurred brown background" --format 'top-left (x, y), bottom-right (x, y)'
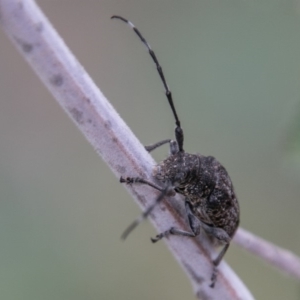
top-left (1, 0), bottom-right (300, 299)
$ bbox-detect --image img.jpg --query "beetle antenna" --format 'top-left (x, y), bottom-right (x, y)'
top-left (111, 15), bottom-right (184, 151)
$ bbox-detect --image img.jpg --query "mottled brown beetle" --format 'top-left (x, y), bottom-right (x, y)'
top-left (111, 15), bottom-right (240, 288)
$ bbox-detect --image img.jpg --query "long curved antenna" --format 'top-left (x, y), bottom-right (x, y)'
top-left (111, 15), bottom-right (184, 152)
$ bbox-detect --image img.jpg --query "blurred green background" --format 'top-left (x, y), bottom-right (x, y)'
top-left (1, 0), bottom-right (300, 299)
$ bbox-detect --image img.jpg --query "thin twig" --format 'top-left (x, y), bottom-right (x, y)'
top-left (1, 0), bottom-right (299, 299)
top-left (234, 228), bottom-right (300, 279)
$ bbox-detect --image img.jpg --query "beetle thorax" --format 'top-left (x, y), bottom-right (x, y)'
top-left (153, 152), bottom-right (214, 199)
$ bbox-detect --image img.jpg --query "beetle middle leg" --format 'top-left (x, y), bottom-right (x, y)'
top-left (151, 200), bottom-right (200, 242)
top-left (151, 201), bottom-right (230, 288)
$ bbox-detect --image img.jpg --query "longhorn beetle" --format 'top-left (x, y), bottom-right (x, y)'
top-left (111, 15), bottom-right (240, 288)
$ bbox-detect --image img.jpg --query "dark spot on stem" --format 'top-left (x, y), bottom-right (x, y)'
top-left (197, 290), bottom-right (212, 300)
top-left (22, 43), bottom-right (33, 53)
top-left (160, 205), bottom-right (166, 212)
top-left (15, 37), bottom-right (33, 53)
top-left (104, 120), bottom-right (112, 129)
top-left (116, 165), bottom-right (126, 174)
top-left (35, 22), bottom-right (44, 32)
top-left (50, 74), bottom-right (64, 87)
top-left (70, 107), bottom-right (83, 124)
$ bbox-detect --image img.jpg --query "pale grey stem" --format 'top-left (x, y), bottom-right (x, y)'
top-left (0, 0), bottom-right (297, 299)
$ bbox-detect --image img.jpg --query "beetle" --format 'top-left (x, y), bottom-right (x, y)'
top-left (111, 15), bottom-right (240, 287)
